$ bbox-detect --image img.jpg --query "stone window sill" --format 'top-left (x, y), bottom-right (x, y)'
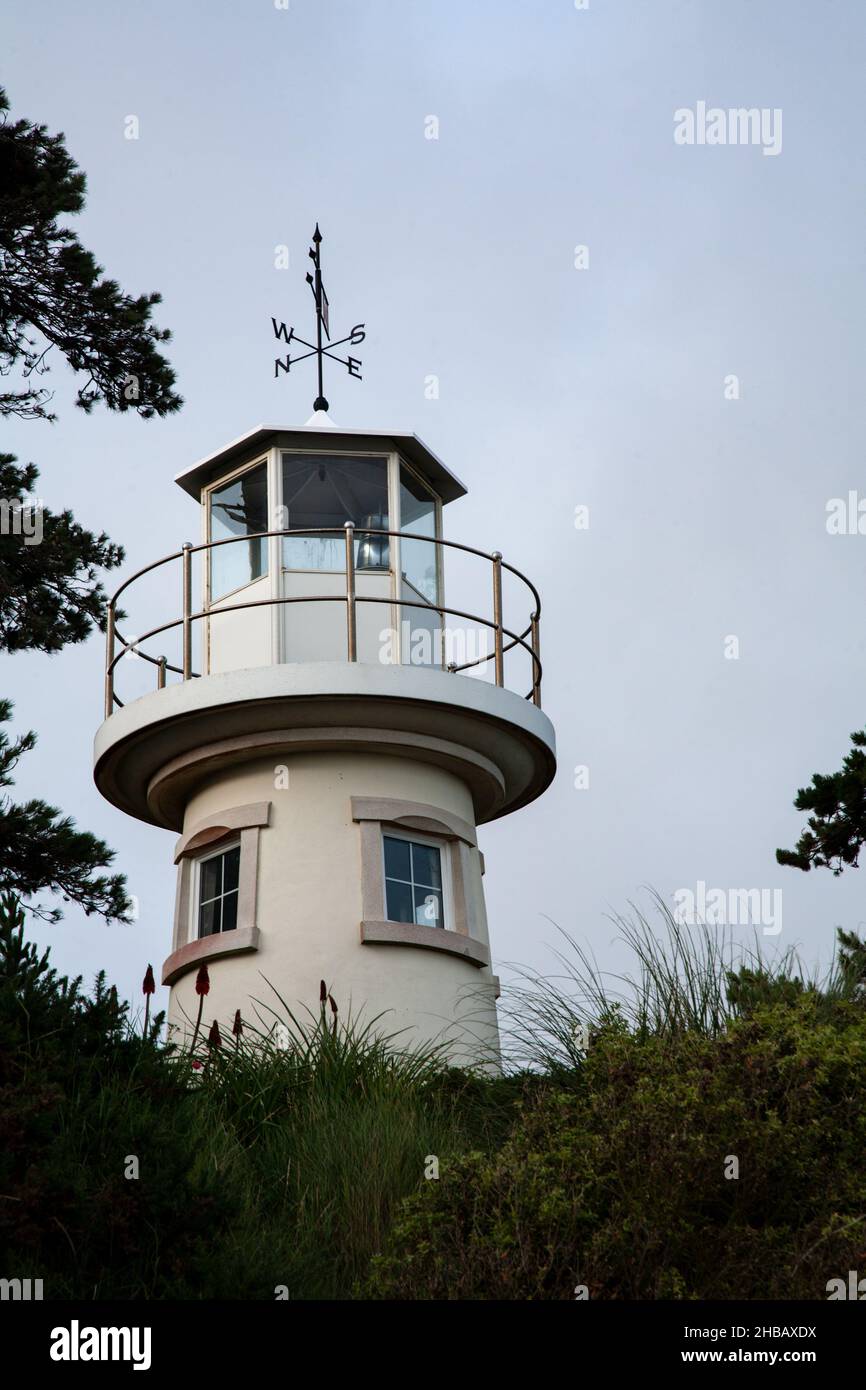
top-left (360, 920), bottom-right (490, 968)
top-left (162, 926), bottom-right (261, 986)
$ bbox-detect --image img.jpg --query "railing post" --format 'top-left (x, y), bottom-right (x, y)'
top-left (104, 601), bottom-right (115, 718)
top-left (344, 522), bottom-right (357, 661)
top-left (182, 542), bottom-right (193, 680)
top-left (531, 613), bottom-right (541, 707)
top-left (157, 656), bottom-right (167, 690)
top-left (491, 551), bottom-right (504, 687)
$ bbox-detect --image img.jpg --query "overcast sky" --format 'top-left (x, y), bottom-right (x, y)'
top-left (5, 0), bottom-right (866, 1027)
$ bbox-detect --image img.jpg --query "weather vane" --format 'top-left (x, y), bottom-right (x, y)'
top-left (270, 224), bottom-right (366, 413)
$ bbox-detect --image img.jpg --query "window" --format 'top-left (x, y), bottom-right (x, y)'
top-left (209, 462), bottom-right (268, 599)
top-left (399, 464), bottom-right (438, 603)
top-left (280, 453), bottom-right (389, 571)
top-left (384, 833), bottom-right (445, 928)
top-left (166, 803), bottom-right (269, 985)
top-left (196, 843), bottom-right (241, 938)
top-left (352, 797), bottom-right (491, 968)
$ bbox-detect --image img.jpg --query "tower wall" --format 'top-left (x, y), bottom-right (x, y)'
top-left (166, 749), bottom-right (501, 1068)
top-left (96, 650), bottom-right (555, 1076)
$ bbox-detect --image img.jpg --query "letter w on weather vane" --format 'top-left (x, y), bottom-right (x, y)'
top-left (270, 224), bottom-right (366, 413)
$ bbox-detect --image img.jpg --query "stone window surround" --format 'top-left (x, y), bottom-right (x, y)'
top-left (161, 802), bottom-right (270, 986)
top-left (352, 795), bottom-right (490, 969)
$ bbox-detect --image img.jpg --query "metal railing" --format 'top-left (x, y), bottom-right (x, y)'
top-left (103, 526), bottom-right (543, 717)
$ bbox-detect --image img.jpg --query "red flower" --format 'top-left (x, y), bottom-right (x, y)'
top-left (208, 1019), bottom-right (222, 1049)
top-left (190, 965), bottom-right (210, 1053)
top-left (232, 1009), bottom-right (243, 1038)
top-left (191, 1059), bottom-right (203, 1071)
top-left (328, 994), bottom-right (338, 1017)
top-left (142, 964), bottom-right (156, 995)
top-left (319, 979), bottom-right (327, 1003)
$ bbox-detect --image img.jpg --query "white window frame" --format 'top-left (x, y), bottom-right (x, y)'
top-left (276, 447), bottom-right (393, 576)
top-left (162, 802), bottom-right (269, 986)
top-left (352, 796), bottom-right (490, 968)
top-left (397, 456), bottom-right (442, 607)
top-left (192, 838), bottom-right (242, 941)
top-left (274, 447), bottom-right (444, 666)
top-left (204, 455), bottom-right (270, 604)
top-left (381, 827), bottom-right (453, 932)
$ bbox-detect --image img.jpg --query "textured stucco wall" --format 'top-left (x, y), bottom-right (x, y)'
top-left (167, 749), bottom-right (501, 1069)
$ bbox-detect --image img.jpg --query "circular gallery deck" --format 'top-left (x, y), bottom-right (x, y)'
top-left (94, 661), bottom-right (557, 831)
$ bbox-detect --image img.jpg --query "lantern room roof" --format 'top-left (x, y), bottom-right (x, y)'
top-left (173, 421), bottom-right (468, 504)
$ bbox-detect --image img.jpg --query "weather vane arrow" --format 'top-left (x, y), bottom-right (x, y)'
top-left (270, 224), bottom-right (366, 413)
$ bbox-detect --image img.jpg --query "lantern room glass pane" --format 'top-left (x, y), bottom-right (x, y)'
top-left (399, 465), bottom-right (438, 603)
top-left (280, 454), bottom-right (389, 571)
top-left (209, 463), bottom-right (268, 599)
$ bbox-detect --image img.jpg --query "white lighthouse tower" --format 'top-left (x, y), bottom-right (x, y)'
top-left (93, 238), bottom-right (555, 1068)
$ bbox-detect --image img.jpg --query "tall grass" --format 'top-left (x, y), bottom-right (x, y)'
top-left (500, 890), bottom-right (853, 1073)
top-left (177, 981), bottom-right (517, 1298)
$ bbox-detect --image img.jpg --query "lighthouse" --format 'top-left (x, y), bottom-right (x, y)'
top-left (93, 234), bottom-right (556, 1069)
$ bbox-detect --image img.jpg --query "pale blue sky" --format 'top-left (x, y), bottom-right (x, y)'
top-left (4, 0), bottom-right (866, 1023)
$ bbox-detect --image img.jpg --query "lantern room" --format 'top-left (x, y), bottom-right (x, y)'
top-left (174, 419), bottom-right (466, 675)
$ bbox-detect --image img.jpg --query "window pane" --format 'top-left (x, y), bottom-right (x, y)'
top-left (385, 877), bottom-right (413, 924)
top-left (400, 465), bottom-right (438, 603)
top-left (384, 835), bottom-right (411, 882)
top-left (198, 845), bottom-right (242, 939)
top-left (280, 454), bottom-right (389, 571)
top-left (411, 842), bottom-right (442, 891)
top-left (209, 464), bottom-right (268, 599)
top-left (199, 897), bottom-right (219, 938)
top-left (199, 854), bottom-right (222, 904)
top-left (222, 845), bottom-right (240, 894)
top-left (414, 886), bottom-right (443, 928)
top-left (221, 890), bottom-right (239, 933)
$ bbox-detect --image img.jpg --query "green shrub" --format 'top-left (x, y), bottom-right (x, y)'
top-left (0, 913), bottom-right (515, 1300)
top-left (0, 894), bottom-right (236, 1298)
top-left (368, 997), bottom-right (866, 1300)
top-left (7, 889), bottom-right (866, 1301)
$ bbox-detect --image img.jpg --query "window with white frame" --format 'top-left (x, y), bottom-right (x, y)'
top-left (208, 462), bottom-right (269, 600)
top-left (195, 842), bottom-right (241, 938)
top-left (399, 463), bottom-right (438, 603)
top-left (280, 453), bottom-right (389, 572)
top-left (383, 832), bottom-right (447, 929)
